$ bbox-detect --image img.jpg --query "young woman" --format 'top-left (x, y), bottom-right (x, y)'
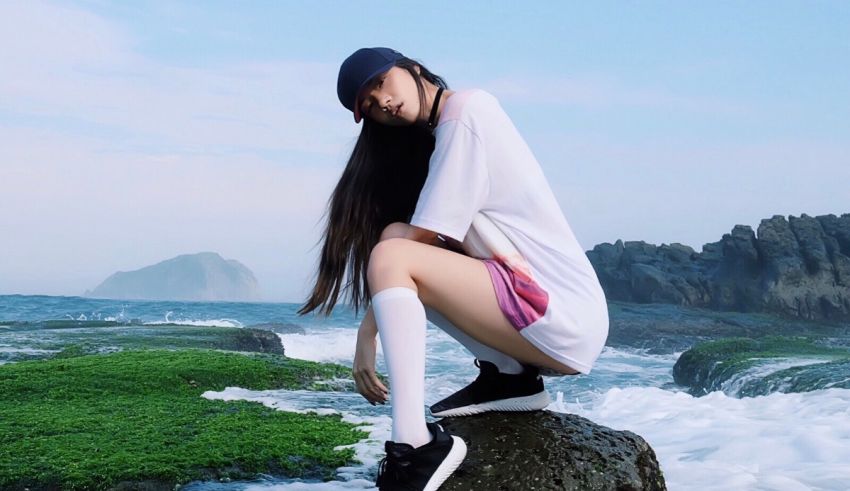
top-left (298, 47), bottom-right (609, 491)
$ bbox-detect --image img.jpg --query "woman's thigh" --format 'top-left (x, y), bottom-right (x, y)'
top-left (367, 237), bottom-right (579, 375)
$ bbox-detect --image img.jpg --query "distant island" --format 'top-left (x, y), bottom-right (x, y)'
top-left (84, 252), bottom-right (262, 302)
top-left (587, 213), bottom-right (850, 322)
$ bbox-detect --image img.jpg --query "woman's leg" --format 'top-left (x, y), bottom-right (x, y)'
top-left (423, 305), bottom-right (524, 374)
top-left (367, 233), bottom-right (580, 447)
top-left (367, 237), bottom-right (580, 376)
top-left (370, 285), bottom-right (432, 448)
top-left (376, 224), bottom-right (526, 374)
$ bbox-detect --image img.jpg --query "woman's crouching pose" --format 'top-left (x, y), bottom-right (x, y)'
top-left (297, 47), bottom-right (609, 491)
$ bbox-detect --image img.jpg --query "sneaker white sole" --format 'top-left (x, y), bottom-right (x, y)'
top-left (430, 389), bottom-right (551, 417)
top-left (424, 434), bottom-right (467, 491)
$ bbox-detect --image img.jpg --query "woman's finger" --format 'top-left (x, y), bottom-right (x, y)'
top-left (372, 373), bottom-right (389, 395)
top-left (360, 369), bottom-right (387, 400)
top-left (353, 372), bottom-right (374, 403)
top-left (364, 376), bottom-right (384, 404)
top-left (355, 370), bottom-right (382, 405)
top-left (361, 372), bottom-right (386, 403)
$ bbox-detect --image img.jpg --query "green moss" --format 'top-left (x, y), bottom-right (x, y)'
top-left (0, 349), bottom-right (368, 490)
top-left (673, 336), bottom-right (850, 395)
top-left (738, 358), bottom-right (850, 397)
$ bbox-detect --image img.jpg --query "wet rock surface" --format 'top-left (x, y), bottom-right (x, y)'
top-left (0, 323), bottom-right (287, 364)
top-left (587, 213), bottom-right (850, 322)
top-left (439, 411), bottom-right (666, 491)
top-left (604, 301), bottom-right (850, 354)
top-left (672, 336), bottom-right (850, 396)
top-left (220, 327), bottom-right (286, 354)
top-left (246, 321), bottom-right (306, 335)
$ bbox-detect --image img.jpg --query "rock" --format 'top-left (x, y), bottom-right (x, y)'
top-left (672, 336), bottom-right (850, 396)
top-left (219, 327), bottom-right (286, 355)
top-left (84, 251), bottom-right (262, 302)
top-left (587, 213), bottom-right (850, 321)
top-left (439, 411), bottom-right (666, 491)
top-left (246, 322), bottom-right (306, 335)
top-left (603, 301), bottom-right (850, 355)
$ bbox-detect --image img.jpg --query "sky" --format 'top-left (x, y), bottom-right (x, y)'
top-left (1, 1), bottom-right (848, 303)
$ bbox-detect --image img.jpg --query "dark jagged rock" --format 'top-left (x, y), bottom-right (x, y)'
top-left (439, 411), bottom-right (666, 491)
top-left (587, 213), bottom-right (850, 321)
top-left (219, 327), bottom-right (286, 355)
top-left (84, 251), bottom-right (262, 302)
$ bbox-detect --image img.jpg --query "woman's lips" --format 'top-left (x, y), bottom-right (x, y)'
top-left (395, 103), bottom-right (402, 117)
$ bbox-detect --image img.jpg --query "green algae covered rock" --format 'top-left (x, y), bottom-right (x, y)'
top-left (673, 336), bottom-right (850, 396)
top-left (0, 349), bottom-right (367, 491)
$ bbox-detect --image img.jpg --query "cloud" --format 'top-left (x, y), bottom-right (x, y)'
top-left (0, 0), bottom-right (357, 301)
top-left (0, 123), bottom-right (337, 299)
top-left (0, 1), bottom-right (350, 159)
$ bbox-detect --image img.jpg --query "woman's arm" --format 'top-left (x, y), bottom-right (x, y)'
top-left (358, 304), bottom-right (378, 338)
top-left (404, 224), bottom-right (444, 247)
top-left (404, 223), bottom-right (467, 253)
top-left (380, 222), bottom-right (445, 248)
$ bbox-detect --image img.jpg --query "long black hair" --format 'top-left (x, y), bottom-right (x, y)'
top-left (296, 56), bottom-right (450, 317)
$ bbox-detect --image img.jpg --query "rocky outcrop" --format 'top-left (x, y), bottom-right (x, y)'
top-left (587, 213), bottom-right (850, 321)
top-left (246, 322), bottom-right (306, 335)
top-left (218, 327), bottom-right (286, 355)
top-left (440, 411), bottom-right (666, 490)
top-left (602, 301), bottom-right (850, 354)
top-left (85, 252), bottom-right (262, 302)
top-left (672, 336), bottom-right (850, 397)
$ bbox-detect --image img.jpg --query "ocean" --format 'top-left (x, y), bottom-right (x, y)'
top-left (1, 294), bottom-right (848, 491)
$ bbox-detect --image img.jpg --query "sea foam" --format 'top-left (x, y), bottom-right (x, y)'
top-left (550, 386), bottom-right (850, 491)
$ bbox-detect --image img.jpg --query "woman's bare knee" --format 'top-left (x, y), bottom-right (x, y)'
top-left (367, 238), bottom-right (417, 293)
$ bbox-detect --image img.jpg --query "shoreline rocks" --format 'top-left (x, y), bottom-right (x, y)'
top-left (672, 336), bottom-right (850, 396)
top-left (440, 411), bottom-right (666, 491)
top-left (588, 213), bottom-right (850, 322)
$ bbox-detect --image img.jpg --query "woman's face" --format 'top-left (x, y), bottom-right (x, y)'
top-left (357, 65), bottom-right (422, 126)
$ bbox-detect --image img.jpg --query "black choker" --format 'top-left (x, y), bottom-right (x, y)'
top-left (427, 87), bottom-right (444, 129)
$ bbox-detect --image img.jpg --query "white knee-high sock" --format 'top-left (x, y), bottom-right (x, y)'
top-left (423, 305), bottom-right (525, 375)
top-left (372, 286), bottom-right (433, 448)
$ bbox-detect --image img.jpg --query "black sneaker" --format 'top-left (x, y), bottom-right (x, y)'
top-left (375, 422), bottom-right (467, 491)
top-left (429, 358), bottom-right (550, 417)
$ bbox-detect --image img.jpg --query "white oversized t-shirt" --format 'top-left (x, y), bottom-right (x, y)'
top-left (410, 88), bottom-right (609, 374)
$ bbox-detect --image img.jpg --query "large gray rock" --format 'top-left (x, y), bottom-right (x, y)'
top-left (587, 213), bottom-right (850, 322)
top-left (439, 411), bottom-right (666, 491)
top-left (84, 252), bottom-right (261, 302)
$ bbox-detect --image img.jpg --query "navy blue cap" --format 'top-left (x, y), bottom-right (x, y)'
top-left (337, 47), bottom-right (405, 123)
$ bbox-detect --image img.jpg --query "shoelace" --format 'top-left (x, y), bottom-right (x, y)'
top-left (375, 452), bottom-right (415, 489)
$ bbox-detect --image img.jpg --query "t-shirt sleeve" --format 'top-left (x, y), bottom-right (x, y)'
top-left (410, 119), bottom-right (490, 243)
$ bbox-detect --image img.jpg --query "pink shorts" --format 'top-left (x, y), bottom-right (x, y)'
top-left (481, 258), bottom-right (549, 333)
top-left (483, 259), bottom-right (570, 377)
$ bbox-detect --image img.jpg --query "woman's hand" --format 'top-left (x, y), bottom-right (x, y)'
top-left (353, 331), bottom-right (389, 405)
